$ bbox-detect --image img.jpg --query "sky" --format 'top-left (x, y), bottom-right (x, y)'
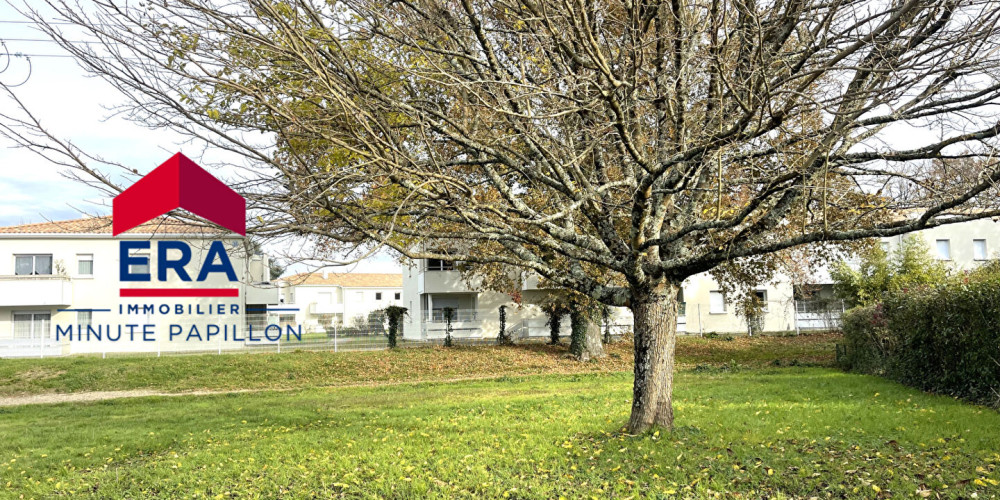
top-left (0, 4), bottom-right (401, 274)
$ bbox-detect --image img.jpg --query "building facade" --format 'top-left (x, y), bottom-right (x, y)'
top-left (401, 259), bottom-right (793, 340)
top-left (0, 217), bottom-right (278, 357)
top-left (277, 272), bottom-right (402, 332)
top-left (402, 218), bottom-right (1000, 339)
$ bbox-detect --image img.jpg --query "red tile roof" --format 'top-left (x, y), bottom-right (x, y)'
top-left (279, 272), bottom-right (402, 288)
top-left (0, 216), bottom-right (228, 236)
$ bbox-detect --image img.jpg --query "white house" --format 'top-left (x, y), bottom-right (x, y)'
top-left (792, 217), bottom-right (1000, 328)
top-left (0, 216), bottom-right (279, 357)
top-left (277, 272), bottom-right (402, 332)
top-left (402, 218), bottom-right (1000, 339)
top-left (401, 259), bottom-right (792, 340)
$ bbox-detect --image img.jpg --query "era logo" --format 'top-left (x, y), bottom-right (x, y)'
top-left (113, 153), bottom-right (246, 295)
top-left (120, 241), bottom-right (237, 282)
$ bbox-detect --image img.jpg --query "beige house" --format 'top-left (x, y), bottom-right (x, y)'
top-left (277, 272), bottom-right (402, 332)
top-left (0, 216), bottom-right (278, 357)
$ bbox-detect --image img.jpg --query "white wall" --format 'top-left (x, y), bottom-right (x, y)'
top-left (0, 234), bottom-right (275, 356)
top-left (283, 282), bottom-right (403, 331)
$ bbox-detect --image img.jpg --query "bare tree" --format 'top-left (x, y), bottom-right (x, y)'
top-left (5, 0), bottom-right (1000, 433)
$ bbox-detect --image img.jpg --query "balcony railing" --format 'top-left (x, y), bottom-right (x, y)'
top-left (0, 275), bottom-right (72, 307)
top-left (795, 299), bottom-right (844, 314)
top-left (310, 302), bottom-right (344, 314)
top-left (423, 309), bottom-right (479, 322)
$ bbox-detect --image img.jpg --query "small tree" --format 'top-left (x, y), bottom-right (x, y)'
top-left (367, 309), bottom-right (387, 334)
top-left (832, 236), bottom-right (950, 306)
top-left (497, 305), bottom-right (513, 346)
top-left (383, 305), bottom-right (408, 349)
top-left (442, 307), bottom-right (455, 347)
top-left (736, 296), bottom-right (766, 336)
top-left (541, 302), bottom-right (569, 345)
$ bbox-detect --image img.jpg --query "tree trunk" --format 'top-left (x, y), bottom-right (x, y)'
top-left (582, 320), bottom-right (605, 361)
top-left (627, 283), bottom-right (679, 434)
top-left (569, 309), bottom-right (605, 361)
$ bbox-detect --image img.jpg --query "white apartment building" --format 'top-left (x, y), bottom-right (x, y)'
top-left (277, 272), bottom-right (402, 332)
top-left (401, 259), bottom-right (792, 340)
top-left (0, 216), bottom-right (278, 357)
top-left (402, 218), bottom-right (1000, 339)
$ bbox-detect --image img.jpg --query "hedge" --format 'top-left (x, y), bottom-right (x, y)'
top-left (840, 266), bottom-right (1000, 408)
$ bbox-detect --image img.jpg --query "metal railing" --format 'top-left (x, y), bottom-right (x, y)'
top-left (423, 309), bottom-right (479, 322)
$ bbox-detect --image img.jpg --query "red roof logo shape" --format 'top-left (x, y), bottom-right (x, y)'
top-left (113, 152), bottom-right (246, 236)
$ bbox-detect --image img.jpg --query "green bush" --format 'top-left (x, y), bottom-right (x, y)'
top-left (840, 263), bottom-right (1000, 408)
top-left (831, 234), bottom-right (949, 306)
top-left (839, 304), bottom-right (891, 374)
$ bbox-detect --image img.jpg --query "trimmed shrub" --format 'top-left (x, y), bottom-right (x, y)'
top-left (839, 304), bottom-right (891, 374)
top-left (383, 306), bottom-right (407, 349)
top-left (841, 264), bottom-right (1000, 408)
top-left (497, 305), bottom-right (513, 345)
top-left (442, 307), bottom-right (455, 347)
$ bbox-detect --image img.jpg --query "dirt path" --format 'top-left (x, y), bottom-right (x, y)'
top-left (0, 373), bottom-right (588, 407)
top-left (0, 388), bottom-right (264, 407)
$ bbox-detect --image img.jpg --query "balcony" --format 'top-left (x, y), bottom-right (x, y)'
top-left (418, 270), bottom-right (478, 294)
top-left (420, 308), bottom-right (482, 339)
top-left (310, 302), bottom-right (344, 314)
top-left (521, 273), bottom-right (545, 291)
top-left (0, 276), bottom-right (72, 307)
top-left (423, 308), bottom-right (479, 322)
top-left (245, 283), bottom-right (279, 305)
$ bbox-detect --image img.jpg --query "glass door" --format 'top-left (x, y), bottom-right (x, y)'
top-left (12, 312), bottom-right (52, 339)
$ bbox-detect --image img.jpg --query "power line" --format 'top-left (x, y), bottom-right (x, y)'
top-left (0, 20), bottom-right (75, 24)
top-left (1, 38), bottom-right (101, 43)
top-left (4, 53), bottom-right (76, 58)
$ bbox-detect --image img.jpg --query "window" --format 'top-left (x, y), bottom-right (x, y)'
top-left (375, 292), bottom-right (383, 301)
top-left (709, 291), bottom-right (727, 314)
top-left (14, 254), bottom-right (53, 275)
top-left (77, 254), bottom-right (94, 276)
top-left (394, 292), bottom-right (401, 300)
top-left (974, 239), bottom-right (988, 261)
top-left (753, 290), bottom-right (769, 312)
top-left (936, 239), bottom-right (951, 260)
top-left (12, 312), bottom-right (51, 339)
top-left (77, 311), bottom-right (92, 327)
top-left (426, 258), bottom-right (455, 271)
top-left (128, 249), bottom-right (151, 275)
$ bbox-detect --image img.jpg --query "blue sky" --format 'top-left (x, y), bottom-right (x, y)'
top-left (0, 4), bottom-right (401, 273)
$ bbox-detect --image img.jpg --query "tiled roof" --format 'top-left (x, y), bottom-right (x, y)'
top-left (279, 272), bottom-right (403, 288)
top-left (0, 216), bottom-right (228, 236)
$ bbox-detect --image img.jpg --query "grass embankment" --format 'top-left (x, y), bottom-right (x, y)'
top-left (0, 334), bottom-right (838, 397)
top-left (2, 369), bottom-right (999, 498)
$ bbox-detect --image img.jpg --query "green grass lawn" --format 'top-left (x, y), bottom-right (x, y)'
top-left (0, 334), bottom-right (838, 397)
top-left (2, 368), bottom-right (999, 498)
